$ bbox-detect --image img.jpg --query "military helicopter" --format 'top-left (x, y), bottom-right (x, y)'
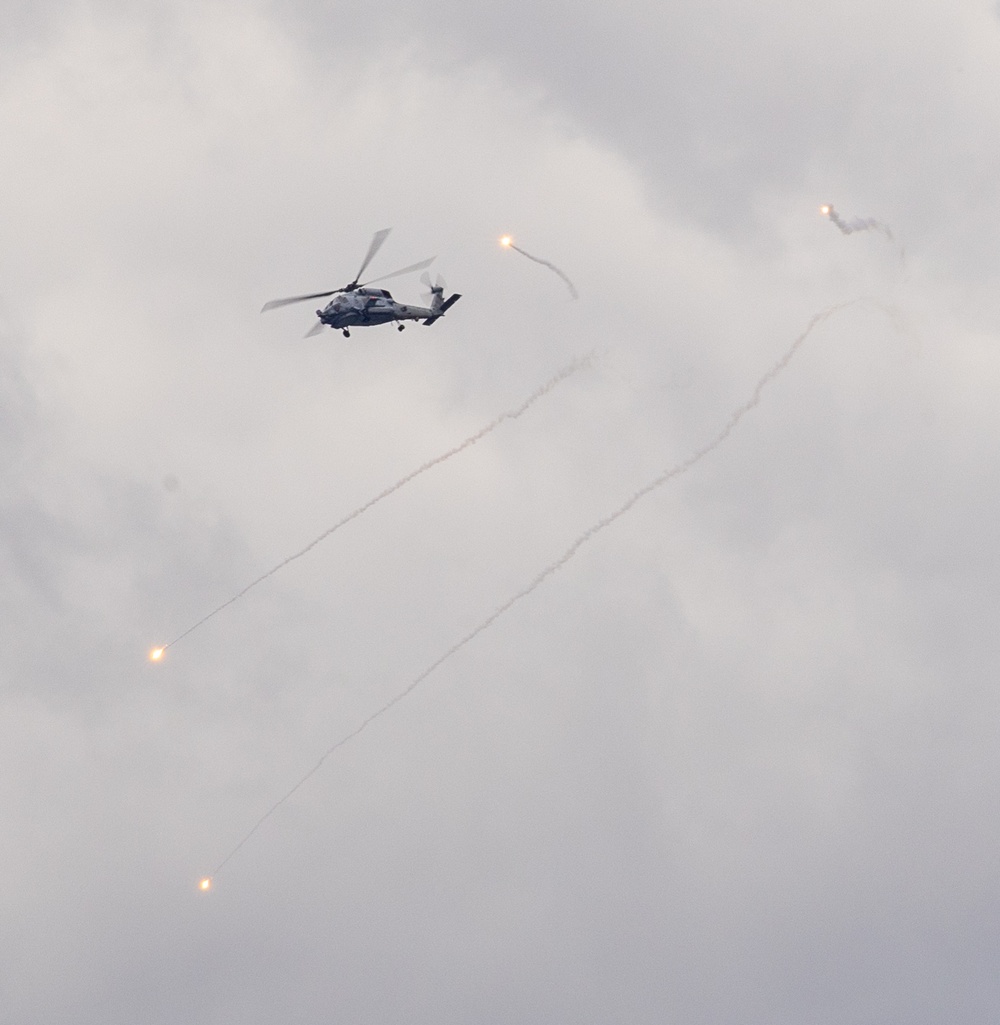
top-left (261, 228), bottom-right (461, 338)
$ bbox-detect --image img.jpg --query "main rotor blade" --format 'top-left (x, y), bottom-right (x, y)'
top-left (353, 228), bottom-right (392, 286)
top-left (362, 256), bottom-right (436, 287)
top-left (261, 230), bottom-right (422, 312)
top-left (261, 290), bottom-right (338, 313)
top-left (304, 320), bottom-right (326, 338)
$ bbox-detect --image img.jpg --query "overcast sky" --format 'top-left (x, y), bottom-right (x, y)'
top-left (3, 2), bottom-right (1000, 1022)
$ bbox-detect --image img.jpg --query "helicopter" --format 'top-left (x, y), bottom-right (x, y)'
top-left (261, 228), bottom-right (461, 338)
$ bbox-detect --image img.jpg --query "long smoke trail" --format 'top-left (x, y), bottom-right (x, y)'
top-left (158, 355), bottom-right (592, 656)
top-left (821, 204), bottom-right (894, 242)
top-left (204, 297), bottom-right (865, 882)
top-left (501, 236), bottom-right (578, 299)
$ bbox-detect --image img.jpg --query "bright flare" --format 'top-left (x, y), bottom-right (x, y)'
top-left (820, 205), bottom-right (832, 216)
top-left (149, 647), bottom-right (165, 662)
top-left (199, 877), bottom-right (212, 892)
top-left (500, 235), bottom-right (512, 247)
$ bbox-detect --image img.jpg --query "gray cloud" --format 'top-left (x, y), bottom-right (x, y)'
top-left (3, 2), bottom-right (1000, 1023)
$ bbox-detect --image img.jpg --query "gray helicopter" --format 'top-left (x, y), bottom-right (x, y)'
top-left (261, 228), bottom-right (461, 338)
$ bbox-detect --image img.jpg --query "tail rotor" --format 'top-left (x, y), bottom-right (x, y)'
top-left (420, 271), bottom-right (461, 325)
top-left (420, 271), bottom-right (446, 307)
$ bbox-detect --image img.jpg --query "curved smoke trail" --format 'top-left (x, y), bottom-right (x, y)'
top-left (159, 355), bottom-right (592, 655)
top-left (502, 237), bottom-right (578, 299)
top-left (821, 204), bottom-right (894, 242)
top-left (205, 297), bottom-right (870, 882)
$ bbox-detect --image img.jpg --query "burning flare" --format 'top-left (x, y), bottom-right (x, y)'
top-left (820, 203), bottom-right (893, 241)
top-left (499, 235), bottom-right (578, 299)
top-left (199, 877), bottom-right (212, 892)
top-left (148, 647), bottom-right (165, 662)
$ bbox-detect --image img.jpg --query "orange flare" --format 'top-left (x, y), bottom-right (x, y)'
top-left (149, 647), bottom-right (165, 662)
top-left (199, 877), bottom-right (212, 892)
top-left (500, 235), bottom-right (512, 247)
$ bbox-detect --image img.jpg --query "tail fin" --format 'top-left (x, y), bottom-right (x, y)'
top-left (423, 293), bottom-right (462, 326)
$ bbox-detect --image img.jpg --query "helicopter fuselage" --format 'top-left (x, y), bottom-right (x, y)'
top-left (317, 287), bottom-right (438, 330)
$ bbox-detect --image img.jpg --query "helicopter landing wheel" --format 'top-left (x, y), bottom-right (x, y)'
top-left (397, 323), bottom-right (405, 331)
top-left (342, 329), bottom-right (350, 338)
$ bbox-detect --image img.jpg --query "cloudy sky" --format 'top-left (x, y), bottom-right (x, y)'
top-left (4, 1), bottom-right (1000, 1021)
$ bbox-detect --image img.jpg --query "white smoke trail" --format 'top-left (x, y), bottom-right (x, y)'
top-left (501, 237), bottom-right (578, 299)
top-left (821, 204), bottom-right (894, 242)
top-left (204, 297), bottom-right (866, 882)
top-left (158, 355), bottom-right (592, 655)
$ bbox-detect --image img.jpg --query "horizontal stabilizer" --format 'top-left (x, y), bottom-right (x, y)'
top-left (422, 293), bottom-right (462, 326)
